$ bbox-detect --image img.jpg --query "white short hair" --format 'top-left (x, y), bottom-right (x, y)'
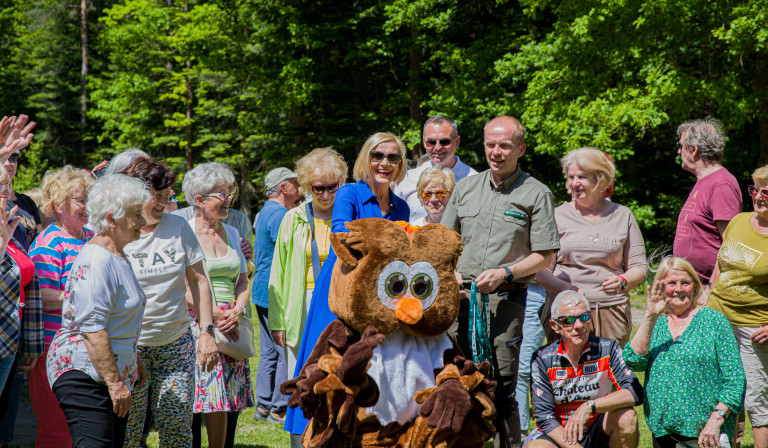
top-left (87, 174), bottom-right (150, 234)
top-left (551, 290), bottom-right (590, 319)
top-left (104, 149), bottom-right (149, 176)
top-left (182, 162), bottom-right (236, 207)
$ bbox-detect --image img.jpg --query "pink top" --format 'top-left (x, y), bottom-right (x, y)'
top-left (673, 168), bottom-right (741, 283)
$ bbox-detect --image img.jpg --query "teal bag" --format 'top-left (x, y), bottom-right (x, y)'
top-left (469, 282), bottom-right (493, 365)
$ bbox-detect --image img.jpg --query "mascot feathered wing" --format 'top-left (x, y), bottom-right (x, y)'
top-left (281, 218), bottom-right (496, 448)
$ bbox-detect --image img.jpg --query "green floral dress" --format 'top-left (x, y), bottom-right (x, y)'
top-left (623, 307), bottom-right (745, 440)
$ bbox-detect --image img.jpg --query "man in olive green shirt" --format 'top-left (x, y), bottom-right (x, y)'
top-left (441, 115), bottom-right (560, 448)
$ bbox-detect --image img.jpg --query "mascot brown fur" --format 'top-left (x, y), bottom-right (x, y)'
top-left (281, 218), bottom-right (496, 448)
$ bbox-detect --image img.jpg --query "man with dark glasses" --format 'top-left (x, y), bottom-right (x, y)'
top-left (394, 114), bottom-right (476, 222)
top-left (673, 118), bottom-right (740, 285)
top-left (442, 115), bottom-right (560, 448)
top-left (527, 291), bottom-right (642, 448)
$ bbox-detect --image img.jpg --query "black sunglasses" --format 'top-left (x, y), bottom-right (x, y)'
top-left (310, 183), bottom-right (340, 195)
top-left (555, 311), bottom-right (592, 326)
top-left (7, 153), bottom-right (21, 164)
top-left (425, 138), bottom-right (452, 147)
top-left (371, 151), bottom-right (402, 164)
top-left (675, 141), bottom-right (684, 150)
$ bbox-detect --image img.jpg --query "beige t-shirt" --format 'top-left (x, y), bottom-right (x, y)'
top-left (553, 202), bottom-right (647, 307)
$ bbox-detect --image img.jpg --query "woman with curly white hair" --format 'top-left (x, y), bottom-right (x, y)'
top-left (46, 174), bottom-right (149, 448)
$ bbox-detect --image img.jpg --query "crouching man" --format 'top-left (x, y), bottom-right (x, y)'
top-left (526, 291), bottom-right (642, 448)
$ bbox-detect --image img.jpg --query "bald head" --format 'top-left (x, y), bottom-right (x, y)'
top-left (484, 115), bottom-right (527, 183)
top-left (484, 116), bottom-right (526, 147)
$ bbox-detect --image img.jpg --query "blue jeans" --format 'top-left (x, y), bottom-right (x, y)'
top-left (0, 356), bottom-right (13, 392)
top-left (253, 306), bottom-right (288, 412)
top-left (516, 283), bottom-right (546, 433)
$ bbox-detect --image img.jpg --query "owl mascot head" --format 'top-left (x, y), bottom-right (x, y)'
top-left (282, 219), bottom-right (496, 448)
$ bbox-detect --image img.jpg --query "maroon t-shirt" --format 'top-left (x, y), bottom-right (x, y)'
top-left (673, 168), bottom-right (741, 282)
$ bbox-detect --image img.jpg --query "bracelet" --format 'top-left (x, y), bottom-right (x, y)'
top-left (235, 303), bottom-right (246, 313)
top-left (618, 275), bottom-right (628, 292)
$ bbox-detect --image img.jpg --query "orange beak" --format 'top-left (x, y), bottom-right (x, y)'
top-left (395, 298), bottom-right (423, 324)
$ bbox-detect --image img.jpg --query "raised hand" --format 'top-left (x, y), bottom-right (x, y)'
top-left (645, 277), bottom-right (667, 318)
top-left (0, 198), bottom-right (21, 255)
top-left (0, 115), bottom-right (36, 163)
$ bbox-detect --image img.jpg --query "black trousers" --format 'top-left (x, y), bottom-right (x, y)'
top-left (652, 434), bottom-right (698, 448)
top-left (53, 370), bottom-right (128, 448)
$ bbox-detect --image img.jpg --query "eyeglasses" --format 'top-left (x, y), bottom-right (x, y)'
top-left (370, 151), bottom-right (402, 165)
top-left (425, 138), bottom-right (452, 147)
top-left (675, 141), bottom-right (685, 151)
top-left (310, 183), bottom-right (339, 195)
top-left (555, 311), bottom-right (592, 326)
top-left (7, 153), bottom-right (20, 164)
top-left (748, 185), bottom-right (768, 201)
top-left (203, 192), bottom-right (234, 201)
top-left (68, 197), bottom-right (87, 206)
top-left (420, 190), bottom-right (449, 201)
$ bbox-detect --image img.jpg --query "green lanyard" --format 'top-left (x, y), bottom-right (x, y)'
top-left (469, 282), bottom-right (493, 365)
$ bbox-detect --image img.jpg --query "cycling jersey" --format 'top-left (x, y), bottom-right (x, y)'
top-left (530, 336), bottom-right (643, 435)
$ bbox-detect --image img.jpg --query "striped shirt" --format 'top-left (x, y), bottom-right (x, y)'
top-left (30, 223), bottom-right (93, 344)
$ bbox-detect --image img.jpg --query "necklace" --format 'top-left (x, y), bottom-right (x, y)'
top-left (669, 306), bottom-right (697, 332)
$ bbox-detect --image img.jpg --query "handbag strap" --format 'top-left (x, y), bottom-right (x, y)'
top-left (305, 202), bottom-right (321, 284)
top-left (469, 282), bottom-right (493, 366)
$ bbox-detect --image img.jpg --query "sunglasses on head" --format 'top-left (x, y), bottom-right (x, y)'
top-left (425, 138), bottom-right (452, 147)
top-left (555, 311), bottom-right (592, 325)
top-left (370, 151), bottom-right (402, 164)
top-left (310, 183), bottom-right (339, 195)
top-left (7, 153), bottom-right (20, 164)
top-left (748, 185), bottom-right (768, 201)
top-left (420, 190), bottom-right (449, 201)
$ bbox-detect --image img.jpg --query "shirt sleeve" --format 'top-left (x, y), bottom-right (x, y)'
top-left (530, 349), bottom-right (560, 434)
top-left (529, 189), bottom-right (561, 252)
top-left (181, 219), bottom-right (205, 266)
top-left (621, 341), bottom-right (649, 372)
top-left (30, 238), bottom-right (65, 290)
top-left (75, 258), bottom-right (119, 333)
top-left (711, 184), bottom-right (743, 223)
top-left (331, 185), bottom-right (358, 233)
top-left (268, 212), bottom-right (293, 332)
top-left (268, 208), bottom-right (287, 245)
top-left (19, 274), bottom-right (43, 358)
top-left (713, 312), bottom-right (746, 413)
top-left (609, 340), bottom-right (643, 405)
top-left (623, 209), bottom-right (648, 276)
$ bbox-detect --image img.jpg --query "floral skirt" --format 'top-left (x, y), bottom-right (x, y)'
top-left (192, 327), bottom-right (255, 413)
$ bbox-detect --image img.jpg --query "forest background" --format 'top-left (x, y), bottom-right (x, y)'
top-left (0, 0), bottom-right (767, 251)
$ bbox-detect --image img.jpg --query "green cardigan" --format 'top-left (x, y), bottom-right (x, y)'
top-left (623, 307), bottom-right (745, 440)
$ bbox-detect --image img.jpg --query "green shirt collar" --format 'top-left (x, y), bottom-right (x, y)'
top-left (491, 167), bottom-right (522, 191)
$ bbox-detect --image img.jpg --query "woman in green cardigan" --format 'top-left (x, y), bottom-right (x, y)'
top-left (623, 257), bottom-right (745, 448)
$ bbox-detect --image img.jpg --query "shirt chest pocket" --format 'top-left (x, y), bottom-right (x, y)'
top-left (501, 209), bottom-right (529, 228)
top-left (458, 206), bottom-right (482, 234)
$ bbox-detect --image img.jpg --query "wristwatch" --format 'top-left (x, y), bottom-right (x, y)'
top-left (587, 400), bottom-right (597, 414)
top-left (713, 409), bottom-right (726, 419)
top-left (503, 267), bottom-right (515, 283)
top-left (202, 324), bottom-right (215, 334)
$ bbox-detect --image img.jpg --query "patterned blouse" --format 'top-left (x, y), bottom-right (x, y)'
top-left (46, 245), bottom-right (146, 389)
top-left (623, 307), bottom-right (745, 440)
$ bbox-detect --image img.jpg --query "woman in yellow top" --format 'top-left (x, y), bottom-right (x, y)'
top-left (706, 163), bottom-right (768, 448)
top-left (268, 147), bottom-right (348, 379)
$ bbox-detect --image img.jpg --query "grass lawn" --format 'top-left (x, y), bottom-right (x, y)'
top-left (140, 301), bottom-right (760, 447)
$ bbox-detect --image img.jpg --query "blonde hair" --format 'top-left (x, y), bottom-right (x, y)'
top-left (560, 147), bottom-right (615, 193)
top-left (40, 165), bottom-right (94, 217)
top-left (653, 257), bottom-right (703, 303)
top-left (416, 167), bottom-right (456, 197)
top-left (296, 147), bottom-right (348, 192)
top-left (753, 164), bottom-right (768, 185)
top-left (352, 132), bottom-right (407, 185)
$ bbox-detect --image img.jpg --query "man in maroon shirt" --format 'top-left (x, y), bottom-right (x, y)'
top-left (673, 117), bottom-right (741, 287)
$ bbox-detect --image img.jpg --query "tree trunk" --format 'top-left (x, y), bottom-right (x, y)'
top-left (408, 24), bottom-right (423, 160)
top-left (184, 0), bottom-right (193, 171)
top-left (80, 0), bottom-right (88, 156)
top-left (755, 52), bottom-right (768, 166)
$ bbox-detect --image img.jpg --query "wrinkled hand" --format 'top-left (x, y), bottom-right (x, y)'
top-left (419, 377), bottom-right (472, 433)
top-left (563, 403), bottom-right (592, 445)
top-left (272, 330), bottom-right (286, 348)
top-left (198, 332), bottom-right (219, 371)
top-left (336, 326), bottom-right (384, 384)
top-left (698, 413), bottom-right (724, 448)
top-left (217, 306), bottom-right (243, 336)
top-left (241, 238), bottom-right (254, 260)
top-left (108, 381), bottom-right (132, 418)
top-left (454, 271), bottom-right (466, 300)
top-left (474, 268), bottom-right (505, 294)
top-left (752, 326), bottom-right (768, 345)
top-left (0, 200), bottom-right (21, 252)
top-left (645, 278), bottom-right (667, 318)
top-left (136, 355), bottom-right (147, 389)
top-left (18, 357), bottom-right (37, 374)
top-left (601, 274), bottom-right (625, 295)
top-left (0, 115), bottom-right (35, 162)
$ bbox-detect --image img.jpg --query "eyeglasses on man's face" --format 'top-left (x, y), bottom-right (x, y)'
top-left (555, 311), bottom-right (592, 326)
top-left (425, 138), bottom-right (452, 148)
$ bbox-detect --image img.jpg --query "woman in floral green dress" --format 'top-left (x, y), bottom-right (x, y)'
top-left (623, 257), bottom-right (745, 448)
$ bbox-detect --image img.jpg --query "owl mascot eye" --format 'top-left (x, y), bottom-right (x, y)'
top-left (281, 218), bottom-right (497, 448)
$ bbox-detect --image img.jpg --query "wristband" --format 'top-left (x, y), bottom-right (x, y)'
top-left (618, 275), bottom-right (628, 292)
top-left (588, 400), bottom-right (596, 414)
top-left (235, 303), bottom-right (246, 313)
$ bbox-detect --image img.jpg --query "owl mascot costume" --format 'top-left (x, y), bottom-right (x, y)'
top-left (282, 218), bottom-right (497, 448)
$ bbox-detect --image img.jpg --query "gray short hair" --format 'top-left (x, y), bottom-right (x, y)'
top-left (105, 149), bottom-right (149, 176)
top-left (266, 184), bottom-right (280, 198)
top-left (182, 162), bottom-right (236, 206)
top-left (423, 115), bottom-right (459, 139)
top-left (87, 174), bottom-right (150, 234)
top-left (551, 290), bottom-right (590, 319)
top-left (677, 117), bottom-right (726, 163)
